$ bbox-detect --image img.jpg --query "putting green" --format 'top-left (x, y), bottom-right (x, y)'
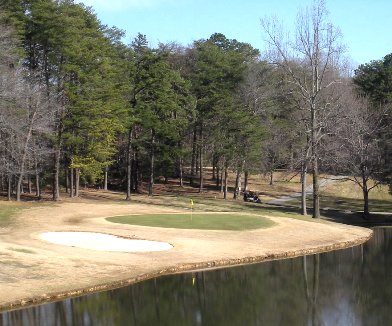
top-left (106, 213), bottom-right (275, 231)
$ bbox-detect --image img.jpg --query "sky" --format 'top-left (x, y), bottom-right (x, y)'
top-left (75, 0), bottom-right (392, 66)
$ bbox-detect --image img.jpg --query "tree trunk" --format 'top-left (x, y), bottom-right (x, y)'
top-left (363, 187), bottom-right (369, 218)
top-left (362, 172), bottom-right (370, 218)
top-left (190, 126), bottom-right (197, 185)
top-left (220, 169), bottom-right (224, 193)
top-left (21, 177), bottom-right (25, 194)
top-left (311, 102), bottom-right (320, 218)
top-left (269, 170), bottom-right (274, 186)
top-left (312, 157), bottom-right (320, 218)
top-left (289, 144), bottom-right (294, 171)
top-left (7, 174), bottom-right (11, 201)
top-left (148, 130), bottom-right (155, 196)
top-left (179, 157), bottom-right (184, 187)
top-left (244, 171), bottom-right (249, 192)
top-left (16, 173), bottom-right (23, 201)
top-left (223, 164), bottom-right (228, 200)
top-left (195, 144), bottom-right (199, 175)
top-left (12, 175), bottom-right (16, 196)
top-left (238, 171), bottom-right (242, 197)
top-left (75, 168), bottom-right (80, 197)
top-left (69, 167), bottom-right (74, 198)
top-left (35, 157), bottom-right (40, 198)
top-left (53, 148), bottom-right (61, 201)
top-left (126, 129), bottom-right (133, 200)
top-left (198, 127), bottom-right (203, 193)
top-left (17, 127), bottom-right (35, 201)
top-left (65, 167), bottom-right (69, 194)
top-left (233, 169), bottom-right (241, 199)
top-left (104, 166), bottom-right (108, 190)
top-left (16, 178), bottom-right (23, 202)
top-left (301, 162), bottom-right (308, 216)
top-left (216, 165), bottom-right (220, 188)
top-left (133, 152), bottom-right (139, 193)
top-left (212, 155), bottom-right (217, 180)
top-left (28, 175), bottom-right (32, 194)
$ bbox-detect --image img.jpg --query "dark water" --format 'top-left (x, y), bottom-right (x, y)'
top-left (2, 227), bottom-right (392, 326)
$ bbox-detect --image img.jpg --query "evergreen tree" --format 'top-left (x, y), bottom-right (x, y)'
top-left (127, 35), bottom-right (194, 196)
top-left (187, 34), bottom-right (261, 196)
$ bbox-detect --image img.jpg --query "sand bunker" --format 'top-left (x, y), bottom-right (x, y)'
top-left (39, 232), bottom-right (173, 252)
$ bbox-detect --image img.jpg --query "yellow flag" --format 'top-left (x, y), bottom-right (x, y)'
top-left (190, 199), bottom-right (194, 208)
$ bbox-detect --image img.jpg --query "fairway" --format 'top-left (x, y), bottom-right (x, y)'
top-left (107, 213), bottom-right (275, 231)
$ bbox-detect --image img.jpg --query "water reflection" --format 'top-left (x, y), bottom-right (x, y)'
top-left (2, 228), bottom-right (392, 326)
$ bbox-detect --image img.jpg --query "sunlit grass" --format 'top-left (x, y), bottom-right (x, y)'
top-left (107, 213), bottom-right (276, 231)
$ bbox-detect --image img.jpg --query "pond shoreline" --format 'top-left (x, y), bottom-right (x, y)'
top-left (0, 202), bottom-right (373, 313)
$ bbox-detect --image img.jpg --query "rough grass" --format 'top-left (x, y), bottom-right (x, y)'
top-left (107, 213), bottom-right (276, 231)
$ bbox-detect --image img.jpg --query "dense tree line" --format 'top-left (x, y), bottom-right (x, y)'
top-left (0, 0), bottom-right (390, 217)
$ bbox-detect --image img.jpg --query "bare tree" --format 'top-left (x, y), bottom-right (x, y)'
top-left (0, 22), bottom-right (22, 199)
top-left (261, 0), bottom-right (345, 218)
top-left (0, 22), bottom-right (54, 201)
top-left (331, 88), bottom-right (387, 218)
top-left (15, 80), bottom-right (55, 201)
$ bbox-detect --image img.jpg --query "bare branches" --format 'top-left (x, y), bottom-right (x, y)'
top-left (261, 0), bottom-right (346, 218)
top-left (0, 22), bottom-right (55, 200)
top-left (262, 0), bottom-right (344, 100)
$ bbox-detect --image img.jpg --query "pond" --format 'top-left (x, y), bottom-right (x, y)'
top-left (1, 227), bottom-right (391, 326)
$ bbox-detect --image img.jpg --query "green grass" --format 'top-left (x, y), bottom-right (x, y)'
top-left (107, 213), bottom-right (276, 231)
top-left (0, 204), bottom-right (24, 227)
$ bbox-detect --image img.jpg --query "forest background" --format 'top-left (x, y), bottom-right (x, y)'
top-left (0, 0), bottom-right (390, 218)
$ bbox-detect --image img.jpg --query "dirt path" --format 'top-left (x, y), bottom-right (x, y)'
top-left (0, 200), bottom-right (372, 311)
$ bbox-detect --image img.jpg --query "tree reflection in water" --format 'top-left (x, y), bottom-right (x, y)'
top-left (2, 228), bottom-right (392, 326)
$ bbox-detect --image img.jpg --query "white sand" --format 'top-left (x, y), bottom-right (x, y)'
top-left (39, 232), bottom-right (173, 252)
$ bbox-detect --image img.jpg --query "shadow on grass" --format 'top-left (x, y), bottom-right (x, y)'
top-left (318, 195), bottom-right (392, 213)
top-left (257, 200), bottom-right (392, 227)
